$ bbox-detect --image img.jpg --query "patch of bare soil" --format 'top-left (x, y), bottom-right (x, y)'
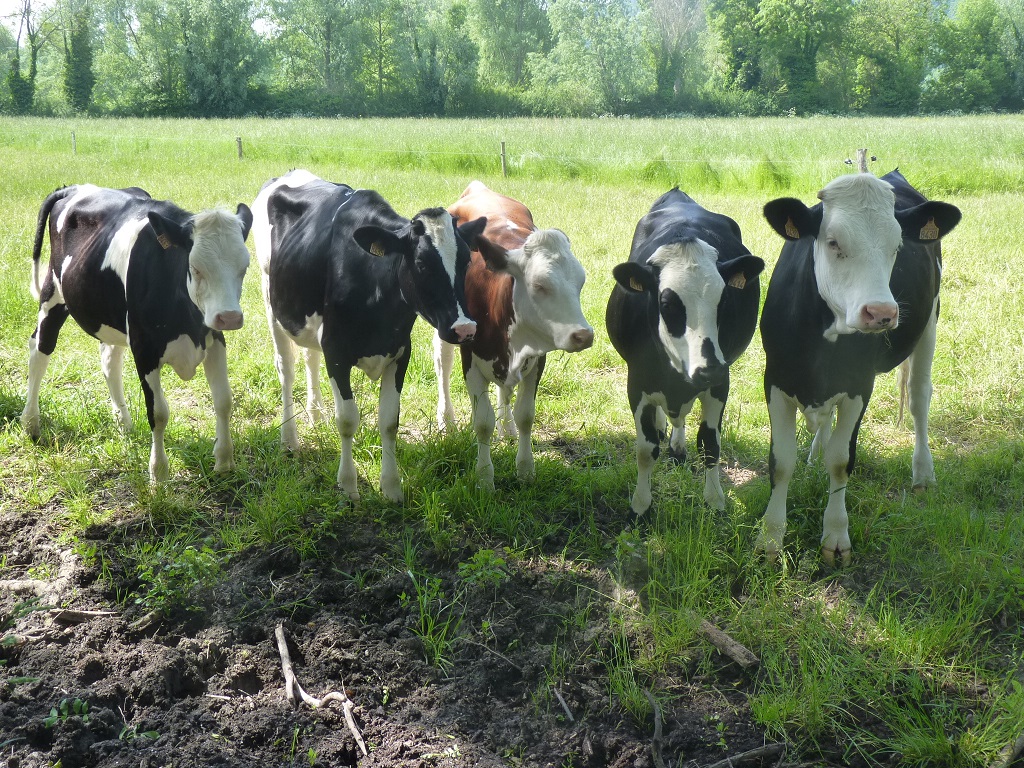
top-left (1, 507), bottom-right (781, 768)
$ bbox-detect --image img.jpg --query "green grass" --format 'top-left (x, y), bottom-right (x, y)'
top-left (1, 115), bottom-right (1022, 766)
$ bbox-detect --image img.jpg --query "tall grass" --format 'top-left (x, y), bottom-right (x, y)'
top-left (0, 115), bottom-right (1022, 766)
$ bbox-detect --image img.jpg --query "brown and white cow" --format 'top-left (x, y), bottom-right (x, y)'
top-left (434, 182), bottom-right (594, 490)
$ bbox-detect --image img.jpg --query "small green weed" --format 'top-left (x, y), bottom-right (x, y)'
top-left (128, 542), bottom-right (223, 616)
top-left (44, 698), bottom-right (89, 728)
top-left (457, 549), bottom-right (508, 590)
top-left (402, 570), bottom-right (463, 673)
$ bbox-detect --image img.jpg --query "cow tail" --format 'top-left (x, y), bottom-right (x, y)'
top-left (31, 187), bottom-right (74, 300)
top-left (896, 358), bottom-right (910, 427)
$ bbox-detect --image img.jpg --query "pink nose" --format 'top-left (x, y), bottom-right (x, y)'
top-left (569, 328), bottom-right (595, 351)
top-left (214, 311), bottom-right (244, 331)
top-left (453, 321), bottom-right (476, 342)
top-left (860, 303), bottom-right (898, 330)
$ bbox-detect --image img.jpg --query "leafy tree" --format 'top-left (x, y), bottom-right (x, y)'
top-left (183, 0), bottom-right (264, 115)
top-left (528, 0), bottom-right (652, 114)
top-left (640, 0), bottom-right (705, 108)
top-left (6, 0), bottom-right (59, 113)
top-left (756, 0), bottom-right (852, 112)
top-left (356, 0), bottom-right (407, 101)
top-left (269, 0), bottom-right (358, 98)
top-left (707, 0), bottom-right (762, 91)
top-left (467, 0), bottom-right (548, 87)
top-left (922, 0), bottom-right (1011, 112)
top-left (59, 0), bottom-right (96, 112)
top-left (404, 0), bottom-right (479, 113)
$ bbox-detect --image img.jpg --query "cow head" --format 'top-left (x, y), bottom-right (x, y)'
top-left (353, 210), bottom-right (484, 344)
top-left (764, 174), bottom-right (960, 339)
top-left (149, 204), bottom-right (253, 332)
top-left (613, 238), bottom-right (764, 385)
top-left (477, 228), bottom-right (594, 353)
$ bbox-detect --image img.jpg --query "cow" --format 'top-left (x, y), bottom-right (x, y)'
top-left (758, 169), bottom-right (961, 565)
top-left (433, 181), bottom-right (594, 490)
top-left (606, 188), bottom-right (765, 516)
top-left (252, 169), bottom-right (486, 503)
top-left (21, 184), bottom-right (254, 482)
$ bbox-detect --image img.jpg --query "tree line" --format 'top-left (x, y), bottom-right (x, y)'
top-left (3, 0), bottom-right (1023, 118)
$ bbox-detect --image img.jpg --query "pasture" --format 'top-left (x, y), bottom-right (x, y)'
top-left (0, 115), bottom-right (1022, 768)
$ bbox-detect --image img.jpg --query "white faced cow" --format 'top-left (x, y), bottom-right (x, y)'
top-left (759, 169), bottom-right (961, 565)
top-left (606, 188), bottom-right (765, 515)
top-left (252, 170), bottom-right (485, 503)
top-left (22, 184), bottom-right (254, 482)
top-left (434, 181), bottom-right (593, 490)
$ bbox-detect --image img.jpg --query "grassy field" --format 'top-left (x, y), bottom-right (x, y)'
top-left (1, 115), bottom-right (1023, 766)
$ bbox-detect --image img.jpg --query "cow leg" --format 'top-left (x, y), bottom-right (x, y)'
top-left (467, 365), bottom-right (496, 491)
top-left (202, 333), bottom-right (235, 472)
top-left (667, 400), bottom-right (693, 465)
top-left (100, 343), bottom-right (134, 432)
top-left (697, 385), bottom-right (727, 511)
top-left (377, 353), bottom-right (409, 504)
top-left (271, 322), bottom-right (301, 451)
top-left (303, 347), bottom-right (327, 425)
top-left (820, 395), bottom-right (866, 567)
top-left (328, 371), bottom-right (361, 502)
top-left (806, 408), bottom-right (833, 465)
top-left (496, 385), bottom-right (516, 439)
top-left (757, 385), bottom-right (798, 559)
top-left (513, 355), bottom-right (544, 482)
top-left (139, 366), bottom-right (171, 483)
top-left (432, 332), bottom-right (456, 430)
top-left (631, 397), bottom-right (662, 516)
top-left (907, 300), bottom-right (938, 490)
top-left (22, 302), bottom-right (70, 438)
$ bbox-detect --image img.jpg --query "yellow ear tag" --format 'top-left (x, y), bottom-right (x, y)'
top-left (370, 242), bottom-right (385, 257)
top-left (784, 218), bottom-right (800, 239)
top-left (919, 218), bottom-right (939, 241)
top-left (156, 233), bottom-right (172, 250)
top-left (728, 273), bottom-right (747, 290)
top-left (629, 277), bottom-right (645, 292)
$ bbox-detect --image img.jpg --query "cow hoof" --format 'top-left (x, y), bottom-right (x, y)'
top-left (214, 459), bottom-right (236, 473)
top-left (912, 483), bottom-right (931, 496)
top-left (381, 482), bottom-right (404, 504)
top-left (667, 448), bottom-right (687, 466)
top-left (820, 545), bottom-right (851, 568)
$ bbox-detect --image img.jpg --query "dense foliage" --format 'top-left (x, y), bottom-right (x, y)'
top-left (2, 0), bottom-right (1023, 117)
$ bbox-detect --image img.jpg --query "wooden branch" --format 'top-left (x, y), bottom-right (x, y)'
top-left (644, 690), bottom-right (666, 768)
top-left (703, 742), bottom-right (787, 768)
top-left (274, 623), bottom-right (368, 757)
top-left (696, 618), bottom-right (760, 669)
top-left (49, 608), bottom-right (118, 624)
top-left (990, 730), bottom-right (1024, 768)
top-left (551, 684), bottom-right (574, 723)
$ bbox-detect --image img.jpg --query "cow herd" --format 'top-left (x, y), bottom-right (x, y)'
top-left (19, 168), bottom-right (961, 564)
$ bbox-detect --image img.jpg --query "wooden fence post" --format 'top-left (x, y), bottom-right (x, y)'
top-left (236, 136), bottom-right (244, 160)
top-left (500, 141), bottom-right (507, 178)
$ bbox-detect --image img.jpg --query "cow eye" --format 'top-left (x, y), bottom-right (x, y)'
top-left (532, 282), bottom-right (548, 295)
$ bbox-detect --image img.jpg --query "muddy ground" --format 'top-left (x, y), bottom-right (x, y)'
top-left (2, 500), bottom-right (816, 768)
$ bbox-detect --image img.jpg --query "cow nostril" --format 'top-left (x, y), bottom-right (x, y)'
top-left (572, 329), bottom-right (595, 349)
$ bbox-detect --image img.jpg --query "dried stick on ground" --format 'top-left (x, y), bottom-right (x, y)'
top-left (694, 615), bottom-right (760, 669)
top-left (274, 623), bottom-right (368, 757)
top-left (702, 742), bottom-right (787, 768)
top-left (990, 730), bottom-right (1024, 768)
top-left (644, 690), bottom-right (666, 768)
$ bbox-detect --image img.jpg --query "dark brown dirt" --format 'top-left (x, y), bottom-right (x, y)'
top-left (0, 506), bottom-right (780, 768)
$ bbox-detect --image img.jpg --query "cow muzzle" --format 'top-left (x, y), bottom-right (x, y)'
top-left (857, 302), bottom-right (899, 332)
top-left (565, 327), bottom-right (595, 352)
top-left (213, 310), bottom-right (244, 331)
top-left (452, 320), bottom-right (477, 343)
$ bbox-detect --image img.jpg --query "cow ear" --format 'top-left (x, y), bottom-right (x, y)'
top-left (353, 225), bottom-right (404, 257)
top-left (477, 237), bottom-right (511, 273)
top-left (896, 201), bottom-right (961, 243)
top-left (718, 254), bottom-right (765, 290)
top-left (235, 203), bottom-right (253, 241)
top-left (457, 216), bottom-right (487, 249)
top-left (148, 212), bottom-right (192, 250)
top-left (613, 263), bottom-right (656, 294)
top-left (763, 198), bottom-right (822, 241)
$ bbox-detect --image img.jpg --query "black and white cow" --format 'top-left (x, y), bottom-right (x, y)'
top-left (22, 184), bottom-right (254, 481)
top-left (606, 188), bottom-right (765, 515)
top-left (759, 169), bottom-right (961, 565)
top-left (252, 169), bottom-right (486, 503)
